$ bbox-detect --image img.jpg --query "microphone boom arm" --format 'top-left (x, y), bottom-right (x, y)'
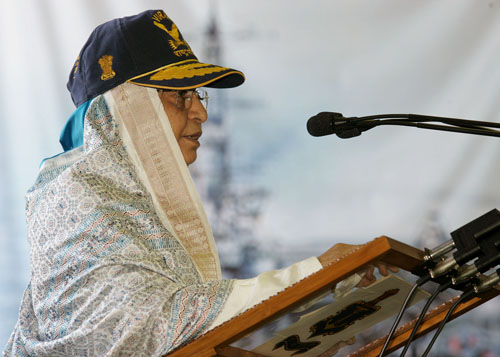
top-left (329, 113), bottom-right (500, 138)
top-left (376, 120), bottom-right (500, 138)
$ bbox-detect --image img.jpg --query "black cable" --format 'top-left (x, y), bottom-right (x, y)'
top-left (355, 113), bottom-right (500, 130)
top-left (408, 114), bottom-right (500, 129)
top-left (378, 275), bottom-right (430, 357)
top-left (399, 281), bottom-right (451, 356)
top-left (376, 121), bottom-right (500, 137)
top-left (421, 289), bottom-right (474, 357)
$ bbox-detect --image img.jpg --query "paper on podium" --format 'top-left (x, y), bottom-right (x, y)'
top-left (251, 274), bottom-right (429, 357)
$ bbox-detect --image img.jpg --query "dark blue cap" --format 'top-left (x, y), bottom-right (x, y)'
top-left (67, 10), bottom-right (245, 107)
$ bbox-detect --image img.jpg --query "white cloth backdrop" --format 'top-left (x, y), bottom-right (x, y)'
top-left (2, 0), bottom-right (500, 351)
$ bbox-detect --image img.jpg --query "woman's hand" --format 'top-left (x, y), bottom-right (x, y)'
top-left (318, 243), bottom-right (399, 288)
top-left (356, 262), bottom-right (399, 287)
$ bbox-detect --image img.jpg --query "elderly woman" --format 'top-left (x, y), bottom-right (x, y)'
top-left (4, 9), bottom-right (393, 356)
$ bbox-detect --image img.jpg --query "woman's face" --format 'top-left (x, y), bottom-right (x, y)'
top-left (158, 90), bottom-right (208, 165)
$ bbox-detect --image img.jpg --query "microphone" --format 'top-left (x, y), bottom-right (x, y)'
top-left (306, 112), bottom-right (369, 138)
top-left (306, 112), bottom-right (500, 138)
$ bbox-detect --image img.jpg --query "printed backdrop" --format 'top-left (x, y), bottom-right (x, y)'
top-left (2, 1), bottom-right (500, 353)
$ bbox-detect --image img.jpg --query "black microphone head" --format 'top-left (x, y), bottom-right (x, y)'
top-left (307, 112), bottom-right (343, 137)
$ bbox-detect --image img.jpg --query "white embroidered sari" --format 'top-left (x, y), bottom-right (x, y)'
top-left (4, 84), bottom-right (321, 356)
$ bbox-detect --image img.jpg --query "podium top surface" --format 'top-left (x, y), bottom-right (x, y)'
top-left (167, 236), bottom-right (425, 357)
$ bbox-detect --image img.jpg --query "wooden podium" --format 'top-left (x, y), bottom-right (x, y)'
top-left (166, 237), bottom-right (499, 357)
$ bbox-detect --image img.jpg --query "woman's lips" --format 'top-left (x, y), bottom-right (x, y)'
top-left (184, 132), bottom-right (202, 143)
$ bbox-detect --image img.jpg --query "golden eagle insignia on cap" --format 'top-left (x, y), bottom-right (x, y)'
top-left (98, 55), bottom-right (116, 80)
top-left (152, 11), bottom-right (193, 57)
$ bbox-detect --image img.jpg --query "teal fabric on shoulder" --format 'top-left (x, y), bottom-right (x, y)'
top-left (40, 100), bottom-right (90, 167)
top-left (59, 100), bottom-right (91, 151)
top-left (5, 94), bottom-right (233, 356)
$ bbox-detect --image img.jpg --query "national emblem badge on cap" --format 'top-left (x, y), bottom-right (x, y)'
top-left (67, 9), bottom-right (245, 107)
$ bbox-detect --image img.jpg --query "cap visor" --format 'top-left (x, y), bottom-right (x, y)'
top-left (128, 60), bottom-right (245, 90)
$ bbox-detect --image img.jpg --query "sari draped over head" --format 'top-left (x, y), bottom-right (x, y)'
top-left (5, 83), bottom-right (232, 356)
top-left (5, 83), bottom-right (328, 357)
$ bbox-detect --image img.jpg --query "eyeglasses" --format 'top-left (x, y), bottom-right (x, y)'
top-left (158, 88), bottom-right (209, 110)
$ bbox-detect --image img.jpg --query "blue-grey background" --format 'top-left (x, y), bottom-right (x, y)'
top-left (2, 1), bottom-right (500, 355)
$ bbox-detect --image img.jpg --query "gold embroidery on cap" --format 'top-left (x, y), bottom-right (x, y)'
top-left (152, 10), bottom-right (169, 23)
top-left (98, 55), bottom-right (116, 81)
top-left (72, 55), bottom-right (80, 79)
top-left (150, 63), bottom-right (229, 80)
top-left (152, 11), bottom-right (193, 57)
top-left (172, 49), bottom-right (193, 57)
top-left (153, 21), bottom-right (181, 47)
top-left (153, 21), bottom-right (193, 57)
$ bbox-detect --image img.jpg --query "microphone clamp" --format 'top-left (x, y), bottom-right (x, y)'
top-left (473, 269), bottom-right (500, 294)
